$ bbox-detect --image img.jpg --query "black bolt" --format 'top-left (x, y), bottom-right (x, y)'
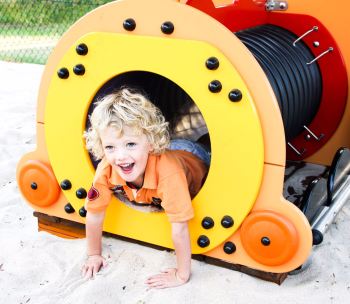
top-left (206, 57), bottom-right (219, 70)
top-left (201, 217), bottom-right (214, 229)
top-left (261, 237), bottom-right (271, 246)
top-left (123, 18), bottom-right (136, 31)
top-left (221, 215), bottom-right (234, 228)
top-left (31, 182), bottom-right (38, 190)
top-left (60, 179), bottom-right (72, 190)
top-left (161, 21), bottom-right (174, 34)
top-left (312, 229), bottom-right (323, 245)
top-left (197, 235), bottom-right (210, 248)
top-left (208, 80), bottom-right (222, 93)
top-left (64, 203), bottom-right (75, 214)
top-left (73, 64), bottom-right (85, 76)
top-left (79, 206), bottom-right (87, 217)
top-left (223, 241), bottom-right (236, 254)
top-left (228, 89), bottom-right (242, 102)
top-left (76, 43), bottom-right (88, 55)
top-left (57, 68), bottom-right (69, 79)
top-left (76, 188), bottom-right (87, 199)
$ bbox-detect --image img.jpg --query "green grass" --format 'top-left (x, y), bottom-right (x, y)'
top-left (0, 0), bottom-right (112, 64)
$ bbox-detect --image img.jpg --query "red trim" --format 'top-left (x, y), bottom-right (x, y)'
top-left (268, 13), bottom-right (348, 160)
top-left (186, 0), bottom-right (268, 32)
top-left (186, 1), bottom-right (348, 160)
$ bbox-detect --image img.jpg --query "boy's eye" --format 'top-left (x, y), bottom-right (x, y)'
top-left (126, 142), bottom-right (136, 148)
top-left (104, 145), bottom-right (114, 151)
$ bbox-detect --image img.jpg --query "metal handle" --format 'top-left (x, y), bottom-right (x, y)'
top-left (293, 26), bottom-right (318, 46)
top-left (303, 125), bottom-right (324, 141)
top-left (287, 142), bottom-right (306, 156)
top-left (307, 47), bottom-right (333, 65)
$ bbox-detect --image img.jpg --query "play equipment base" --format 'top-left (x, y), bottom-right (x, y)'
top-left (34, 211), bottom-right (288, 284)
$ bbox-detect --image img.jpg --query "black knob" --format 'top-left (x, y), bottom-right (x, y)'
top-left (60, 179), bottom-right (72, 190)
top-left (123, 18), bottom-right (136, 31)
top-left (197, 235), bottom-right (210, 248)
top-left (161, 21), bottom-right (174, 34)
top-left (79, 206), bottom-right (87, 217)
top-left (206, 57), bottom-right (219, 70)
top-left (57, 67), bottom-right (69, 79)
top-left (64, 203), bottom-right (75, 214)
top-left (221, 215), bottom-right (234, 228)
top-left (312, 229), bottom-right (323, 245)
top-left (31, 182), bottom-right (38, 190)
top-left (73, 64), bottom-right (85, 76)
top-left (261, 236), bottom-right (271, 246)
top-left (223, 241), bottom-right (236, 254)
top-left (228, 89), bottom-right (242, 102)
top-left (76, 43), bottom-right (88, 55)
top-left (201, 217), bottom-right (214, 229)
top-left (76, 188), bottom-right (87, 199)
top-left (208, 80), bottom-right (222, 93)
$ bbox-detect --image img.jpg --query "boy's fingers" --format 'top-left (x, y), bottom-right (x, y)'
top-left (102, 259), bottom-right (108, 268)
top-left (84, 267), bottom-right (93, 280)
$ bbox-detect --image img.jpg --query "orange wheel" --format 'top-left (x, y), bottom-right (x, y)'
top-left (17, 160), bottom-right (60, 207)
top-left (240, 211), bottom-right (299, 266)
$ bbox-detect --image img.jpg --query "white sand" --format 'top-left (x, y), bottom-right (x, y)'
top-left (0, 60), bottom-right (349, 303)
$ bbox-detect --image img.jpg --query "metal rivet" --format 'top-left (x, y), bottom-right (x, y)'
top-left (161, 21), bottom-right (174, 34)
top-left (228, 89), bottom-right (242, 102)
top-left (197, 235), bottom-right (210, 248)
top-left (313, 41), bottom-right (320, 47)
top-left (73, 64), bottom-right (85, 76)
top-left (221, 215), bottom-right (234, 228)
top-left (123, 18), bottom-right (136, 31)
top-left (64, 203), bottom-right (75, 214)
top-left (76, 43), bottom-right (88, 55)
top-left (79, 206), bottom-right (87, 217)
top-left (304, 134), bottom-right (312, 141)
top-left (60, 179), bottom-right (72, 190)
top-left (57, 68), bottom-right (69, 79)
top-left (201, 217), bottom-right (214, 229)
top-left (223, 241), bottom-right (236, 254)
top-left (261, 237), bottom-right (271, 246)
top-left (208, 80), bottom-right (222, 93)
top-left (76, 188), bottom-right (87, 199)
top-left (31, 182), bottom-right (38, 190)
top-left (206, 57), bottom-right (219, 70)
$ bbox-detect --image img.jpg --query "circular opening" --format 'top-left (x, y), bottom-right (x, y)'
top-left (86, 71), bottom-right (211, 212)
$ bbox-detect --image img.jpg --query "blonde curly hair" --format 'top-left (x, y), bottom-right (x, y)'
top-left (84, 87), bottom-right (170, 160)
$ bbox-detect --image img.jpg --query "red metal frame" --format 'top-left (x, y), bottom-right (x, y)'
top-left (187, 0), bottom-right (348, 161)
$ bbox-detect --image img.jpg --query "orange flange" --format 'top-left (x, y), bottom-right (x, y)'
top-left (17, 160), bottom-right (60, 207)
top-left (240, 210), bottom-right (299, 266)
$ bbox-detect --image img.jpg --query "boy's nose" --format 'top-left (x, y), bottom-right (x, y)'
top-left (114, 149), bottom-right (127, 162)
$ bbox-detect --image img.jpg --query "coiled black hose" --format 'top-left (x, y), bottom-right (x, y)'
top-left (236, 24), bottom-right (322, 140)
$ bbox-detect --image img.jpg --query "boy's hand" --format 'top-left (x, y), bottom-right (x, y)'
top-left (145, 268), bottom-right (189, 289)
top-left (81, 254), bottom-right (107, 279)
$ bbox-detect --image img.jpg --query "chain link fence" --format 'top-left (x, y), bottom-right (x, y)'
top-left (0, 0), bottom-right (112, 64)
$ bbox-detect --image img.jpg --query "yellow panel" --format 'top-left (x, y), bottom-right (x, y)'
top-left (45, 33), bottom-right (264, 253)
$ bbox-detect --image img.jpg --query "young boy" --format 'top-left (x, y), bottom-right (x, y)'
top-left (82, 87), bottom-right (209, 288)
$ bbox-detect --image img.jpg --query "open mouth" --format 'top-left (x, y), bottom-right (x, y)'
top-left (118, 163), bottom-right (135, 174)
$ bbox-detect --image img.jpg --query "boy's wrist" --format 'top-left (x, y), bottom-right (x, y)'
top-left (87, 252), bottom-right (101, 257)
top-left (175, 269), bottom-right (190, 282)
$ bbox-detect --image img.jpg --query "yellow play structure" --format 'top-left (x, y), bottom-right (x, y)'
top-left (17, 0), bottom-right (350, 282)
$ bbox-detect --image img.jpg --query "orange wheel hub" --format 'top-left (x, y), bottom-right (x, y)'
top-left (17, 160), bottom-right (60, 207)
top-left (240, 211), bottom-right (299, 266)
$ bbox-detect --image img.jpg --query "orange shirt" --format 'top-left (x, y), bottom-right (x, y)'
top-left (85, 150), bottom-right (208, 222)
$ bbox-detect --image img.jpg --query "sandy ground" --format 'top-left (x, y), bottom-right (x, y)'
top-left (0, 60), bottom-right (349, 304)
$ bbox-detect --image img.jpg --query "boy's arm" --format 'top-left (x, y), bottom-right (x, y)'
top-left (86, 211), bottom-right (105, 255)
top-left (172, 221), bottom-right (192, 281)
top-left (82, 211), bottom-right (107, 279)
top-left (146, 221), bottom-right (191, 288)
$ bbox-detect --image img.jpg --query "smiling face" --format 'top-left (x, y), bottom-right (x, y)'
top-left (100, 125), bottom-right (153, 187)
